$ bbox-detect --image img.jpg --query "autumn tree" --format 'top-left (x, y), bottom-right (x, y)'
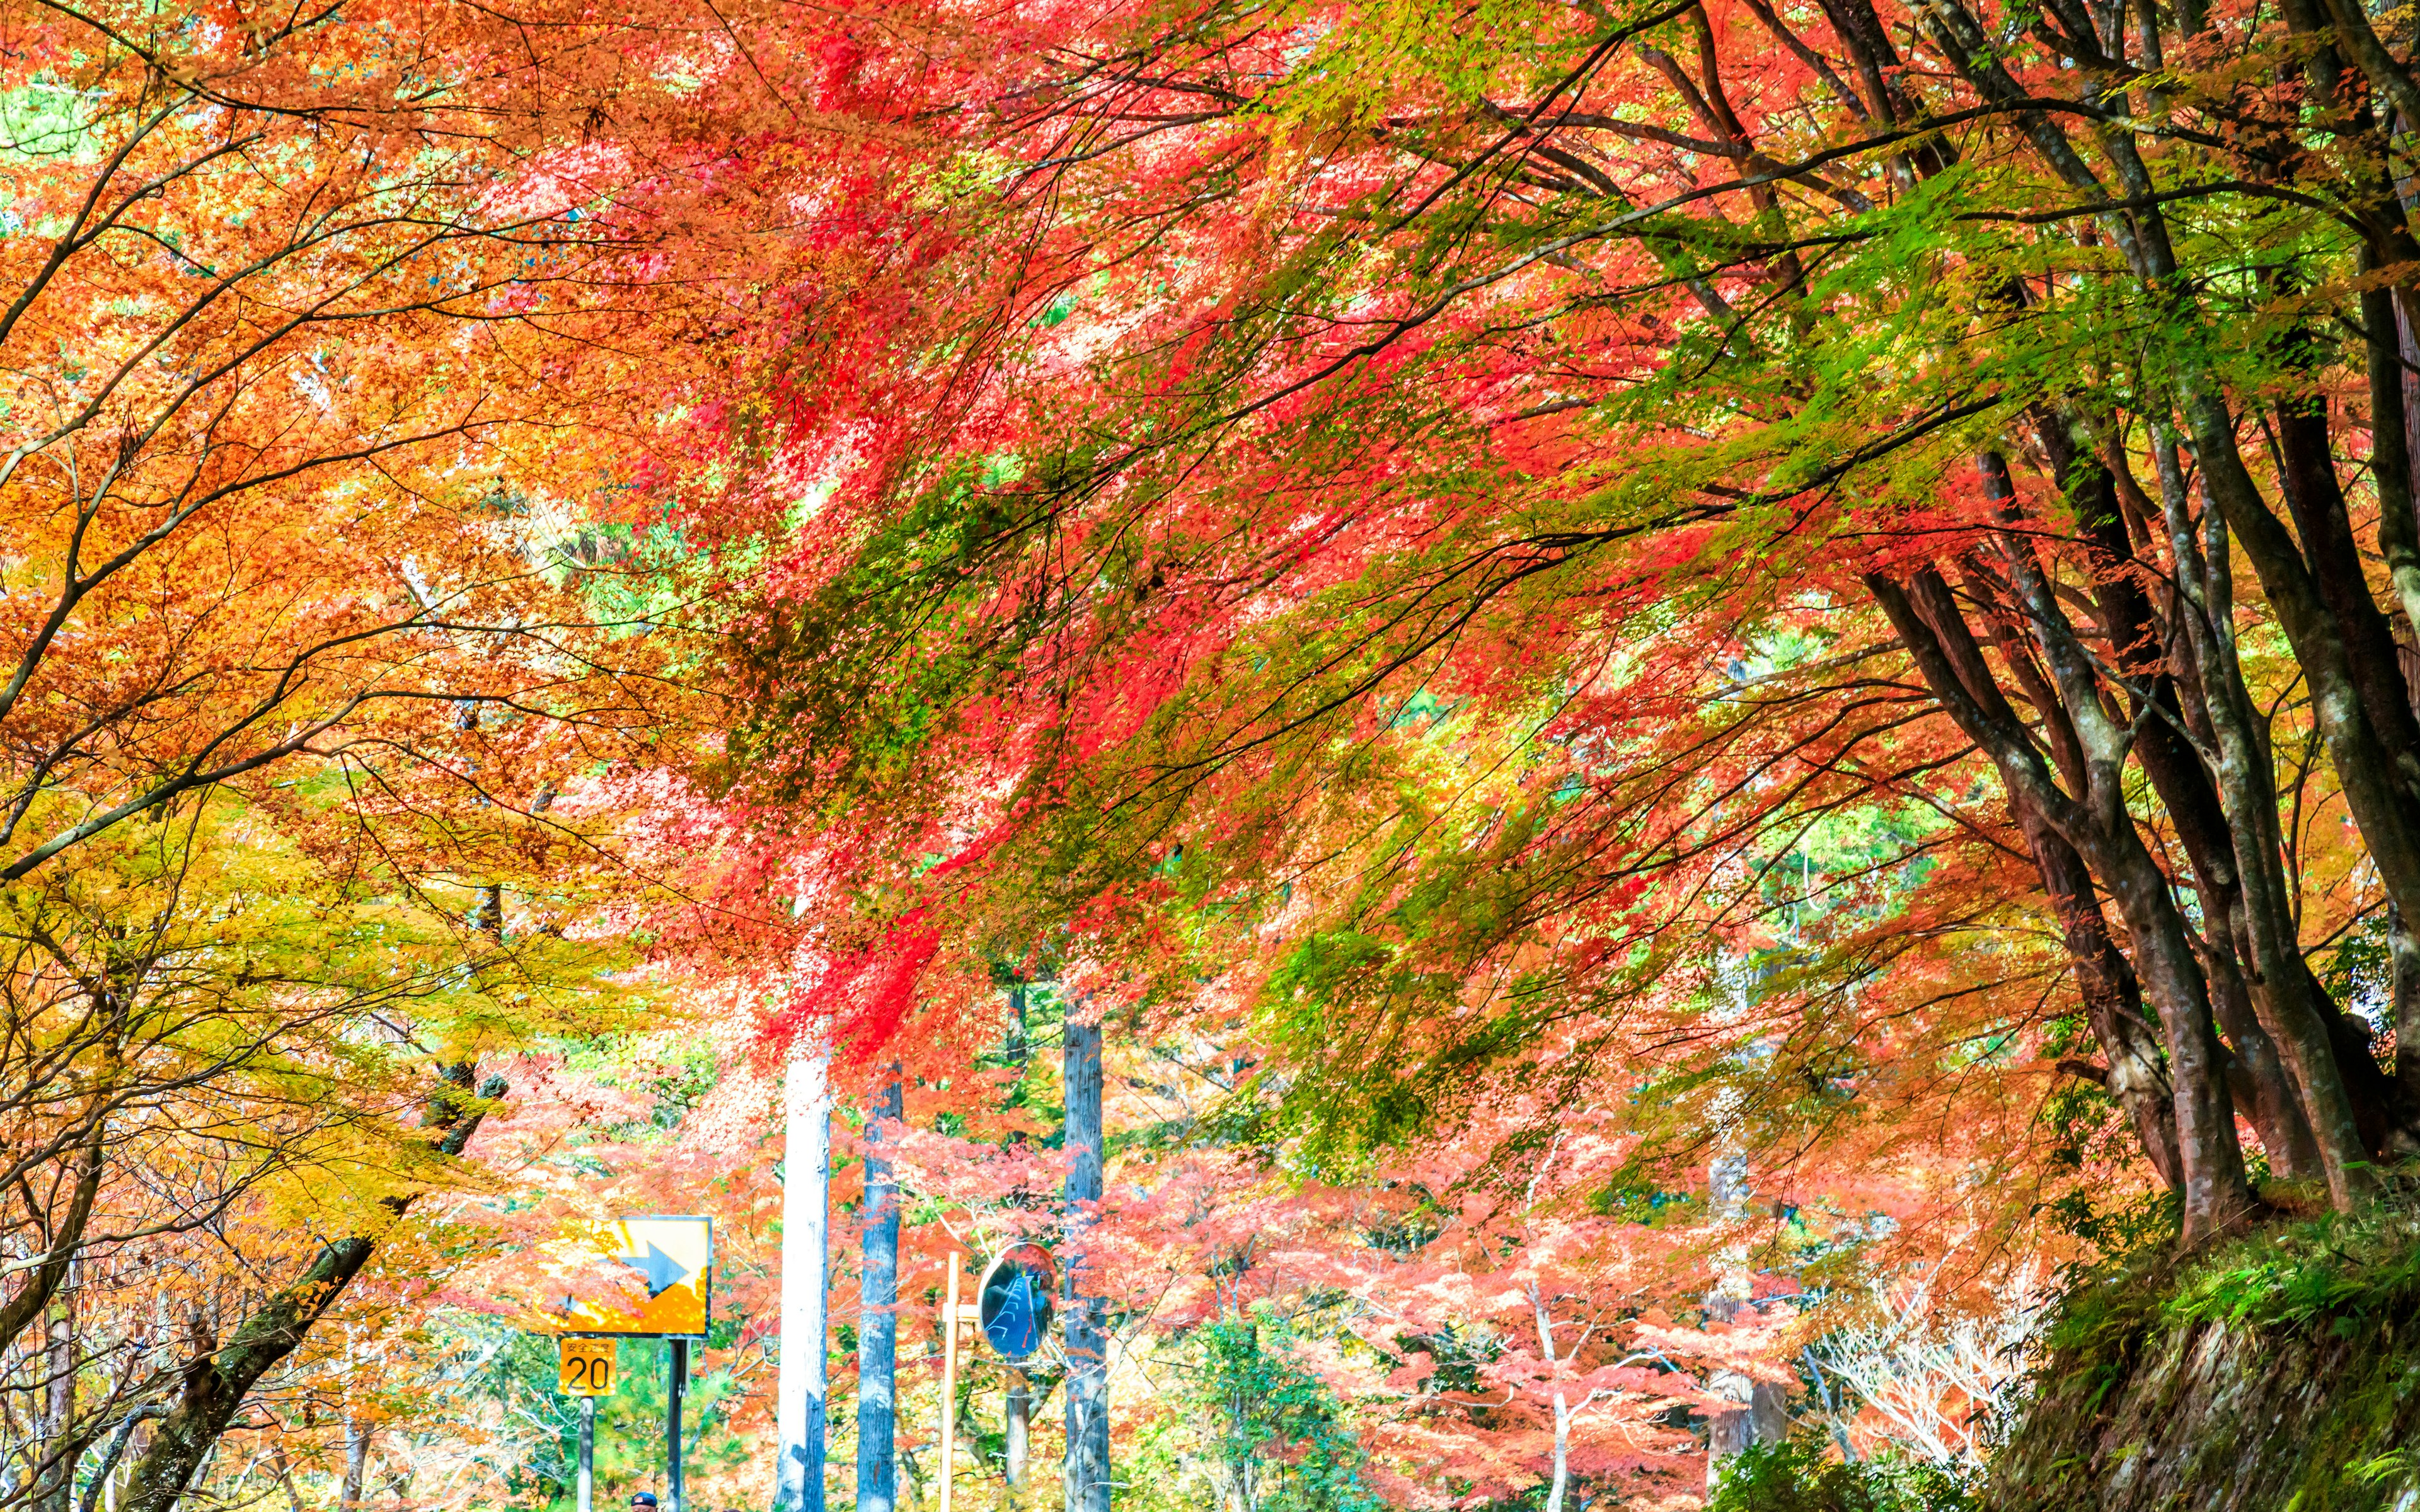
top-left (725, 0), bottom-right (2420, 1259)
top-left (0, 0), bottom-right (912, 1501)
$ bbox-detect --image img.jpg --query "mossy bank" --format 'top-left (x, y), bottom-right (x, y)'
top-left (1986, 1201), bottom-right (2420, 1512)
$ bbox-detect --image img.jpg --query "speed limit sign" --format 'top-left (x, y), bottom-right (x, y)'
top-left (558, 1337), bottom-right (616, 1397)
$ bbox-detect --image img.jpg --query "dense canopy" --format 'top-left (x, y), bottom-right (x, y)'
top-left (6, 0), bottom-right (2420, 1506)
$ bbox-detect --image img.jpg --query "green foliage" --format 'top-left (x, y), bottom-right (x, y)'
top-left (2162, 1203), bottom-right (2420, 1332)
top-left (1705, 1435), bottom-right (1974, 1512)
top-left (1172, 1313), bottom-right (1387, 1512)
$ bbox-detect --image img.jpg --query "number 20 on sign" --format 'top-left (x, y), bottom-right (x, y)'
top-left (558, 1337), bottom-right (616, 1397)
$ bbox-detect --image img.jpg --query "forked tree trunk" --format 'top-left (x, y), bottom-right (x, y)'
top-left (1869, 567), bottom-right (2254, 1243)
top-left (2145, 432), bottom-right (2380, 1206)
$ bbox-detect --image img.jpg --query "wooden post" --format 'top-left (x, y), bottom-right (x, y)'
top-left (940, 1255), bottom-right (962, 1512)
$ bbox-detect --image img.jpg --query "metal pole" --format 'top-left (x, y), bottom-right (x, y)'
top-left (1004, 1373), bottom-right (1028, 1495)
top-left (939, 1257), bottom-right (960, 1512)
top-left (578, 1397), bottom-right (594, 1512)
top-left (669, 1339), bottom-right (689, 1512)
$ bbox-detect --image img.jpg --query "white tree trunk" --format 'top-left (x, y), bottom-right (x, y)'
top-left (1529, 1283), bottom-right (1570, 1512)
top-left (776, 1045), bottom-right (833, 1512)
top-left (1548, 1395), bottom-right (1571, 1512)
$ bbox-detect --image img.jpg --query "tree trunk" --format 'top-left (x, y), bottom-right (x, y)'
top-left (1548, 1393), bottom-right (1570, 1512)
top-left (342, 1419), bottom-right (370, 1511)
top-left (2149, 434), bottom-right (2380, 1206)
top-left (2017, 813), bottom-right (2186, 1188)
top-left (117, 1072), bottom-right (502, 1512)
top-left (857, 1069), bottom-right (904, 1512)
top-left (778, 1046), bottom-right (833, 1512)
top-left (0, 1093), bottom-right (108, 1352)
top-left (1869, 566), bottom-right (2253, 1243)
top-left (1005, 1373), bottom-right (1030, 1492)
top-left (38, 1281), bottom-right (74, 1512)
top-left (2186, 392), bottom-right (2420, 950)
top-left (1063, 1017), bottom-right (1110, 1512)
top-left (1527, 1281), bottom-right (1574, 1512)
top-left (1703, 1140), bottom-right (1785, 1491)
top-left (2046, 430), bottom-right (2325, 1178)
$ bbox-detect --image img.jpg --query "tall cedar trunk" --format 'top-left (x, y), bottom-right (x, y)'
top-left (776, 1046), bottom-right (833, 1512)
top-left (856, 1070), bottom-right (904, 1512)
top-left (1063, 1017), bottom-right (1110, 1512)
top-left (119, 1072), bottom-right (501, 1512)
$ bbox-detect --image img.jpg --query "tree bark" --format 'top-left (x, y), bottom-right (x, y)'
top-left (2147, 433), bottom-right (2382, 1205)
top-left (1, 1091), bottom-right (110, 1352)
top-left (777, 1045), bottom-right (833, 1512)
top-left (37, 1281), bottom-right (75, 1512)
top-left (856, 1069), bottom-right (904, 1512)
top-left (2043, 428), bottom-right (2322, 1176)
top-left (340, 1419), bottom-right (370, 1511)
top-left (1869, 564), bottom-right (2252, 1242)
top-left (2185, 393), bottom-right (2420, 944)
top-left (1063, 1017), bottom-right (1110, 1512)
top-left (2017, 813), bottom-right (2186, 1188)
top-left (118, 1071), bottom-right (504, 1512)
top-left (1526, 1282), bottom-right (1584, 1512)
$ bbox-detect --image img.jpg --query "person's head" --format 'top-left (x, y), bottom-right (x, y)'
top-left (631, 1495), bottom-right (658, 1509)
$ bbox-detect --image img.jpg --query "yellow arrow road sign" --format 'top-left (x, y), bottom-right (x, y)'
top-left (552, 1215), bottom-right (713, 1337)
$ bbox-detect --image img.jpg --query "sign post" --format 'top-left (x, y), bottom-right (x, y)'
top-left (668, 1339), bottom-right (689, 1512)
top-left (937, 1258), bottom-right (964, 1512)
top-left (543, 1217), bottom-right (715, 1512)
top-left (558, 1337), bottom-right (617, 1512)
top-left (971, 1246), bottom-right (1054, 1501)
top-left (579, 1398), bottom-right (595, 1512)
